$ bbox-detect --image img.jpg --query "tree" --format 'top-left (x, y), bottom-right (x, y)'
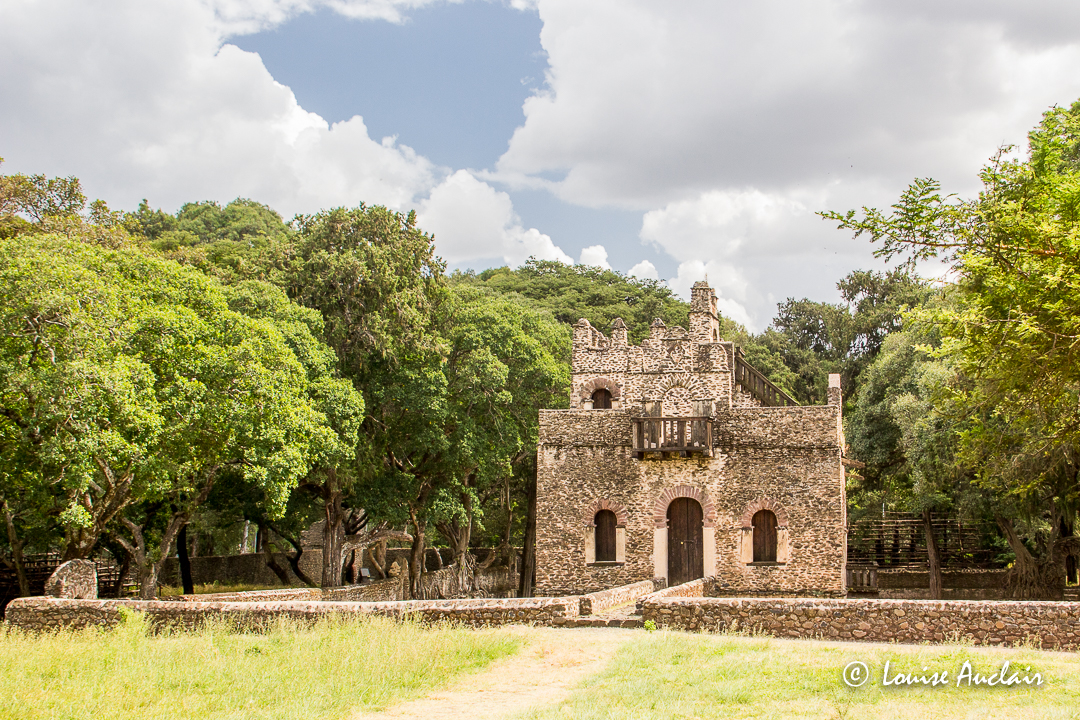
top-left (281, 205), bottom-right (444, 588)
top-left (0, 233), bottom-right (361, 597)
top-left (457, 260), bottom-right (694, 344)
top-left (824, 99), bottom-right (1080, 597)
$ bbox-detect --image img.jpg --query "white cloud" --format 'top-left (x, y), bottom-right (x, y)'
top-left (503, 1), bottom-right (1080, 209)
top-left (577, 244), bottom-right (611, 269)
top-left (416, 170), bottom-right (572, 266)
top-left (0, 0), bottom-right (444, 216)
top-left (627, 259), bottom-right (657, 280)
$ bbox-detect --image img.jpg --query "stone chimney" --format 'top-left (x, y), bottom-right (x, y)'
top-left (611, 317), bottom-right (628, 346)
top-left (649, 317), bottom-right (667, 340)
top-left (689, 281), bottom-right (721, 343)
top-left (827, 374), bottom-right (842, 406)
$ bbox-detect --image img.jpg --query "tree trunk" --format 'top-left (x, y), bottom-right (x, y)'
top-left (408, 513), bottom-right (427, 600)
top-left (368, 540), bottom-right (387, 579)
top-left (2, 500), bottom-right (29, 597)
top-left (177, 524), bottom-right (194, 595)
top-left (266, 522), bottom-right (317, 587)
top-left (922, 508), bottom-right (942, 600)
top-left (997, 516), bottom-right (1064, 599)
top-left (1061, 518), bottom-right (1077, 585)
top-left (321, 486), bottom-right (345, 588)
top-left (519, 472), bottom-right (537, 598)
top-left (260, 524), bottom-right (292, 585)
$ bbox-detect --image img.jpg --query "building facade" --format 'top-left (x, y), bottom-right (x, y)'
top-left (535, 282), bottom-right (846, 597)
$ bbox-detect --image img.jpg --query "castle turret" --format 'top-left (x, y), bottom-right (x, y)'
top-left (611, 317), bottom-right (628, 346)
top-left (690, 281), bottom-right (721, 343)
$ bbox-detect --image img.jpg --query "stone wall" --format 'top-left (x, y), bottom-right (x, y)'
top-left (641, 597), bottom-right (1080, 650)
top-left (535, 405), bottom-right (845, 597)
top-left (579, 579), bottom-right (664, 616)
top-left (167, 563), bottom-right (516, 604)
top-left (537, 283), bottom-right (845, 599)
top-left (873, 569), bottom-right (1010, 600)
top-left (635, 576), bottom-right (713, 613)
top-left (5, 595), bottom-right (578, 632)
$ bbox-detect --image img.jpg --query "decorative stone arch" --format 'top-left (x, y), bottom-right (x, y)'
top-left (652, 485), bottom-right (717, 529)
top-left (652, 485), bottom-right (718, 581)
top-left (739, 498), bottom-right (789, 529)
top-left (584, 498), bottom-right (628, 565)
top-left (583, 498), bottom-right (629, 527)
top-left (738, 498), bottom-right (791, 564)
top-left (579, 376), bottom-right (622, 402)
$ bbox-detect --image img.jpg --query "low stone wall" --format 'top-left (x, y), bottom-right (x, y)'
top-left (874, 569), bottom-right (1011, 600)
top-left (636, 577), bottom-right (715, 613)
top-left (580, 579), bottom-right (664, 616)
top-left (5, 594), bottom-right (579, 632)
top-left (641, 596), bottom-right (1080, 650)
top-left (174, 575), bottom-right (408, 603)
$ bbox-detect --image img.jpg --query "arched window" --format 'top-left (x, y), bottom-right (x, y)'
top-left (752, 509), bottom-right (778, 562)
top-left (594, 509), bottom-right (617, 561)
top-left (591, 388), bottom-right (612, 409)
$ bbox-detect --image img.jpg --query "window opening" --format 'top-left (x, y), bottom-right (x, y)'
top-left (594, 510), bottom-right (617, 562)
top-left (752, 509), bottom-right (778, 562)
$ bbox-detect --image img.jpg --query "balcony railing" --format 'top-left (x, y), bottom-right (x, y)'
top-left (734, 349), bottom-right (797, 407)
top-left (631, 417), bottom-right (713, 459)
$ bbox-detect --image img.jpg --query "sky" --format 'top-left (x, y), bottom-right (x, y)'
top-left (5, 0), bottom-right (1080, 330)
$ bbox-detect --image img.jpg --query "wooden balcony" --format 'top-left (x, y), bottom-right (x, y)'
top-left (632, 417), bottom-right (713, 459)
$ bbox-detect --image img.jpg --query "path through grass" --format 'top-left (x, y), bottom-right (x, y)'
top-left (520, 630), bottom-right (1080, 720)
top-left (0, 612), bottom-right (519, 720)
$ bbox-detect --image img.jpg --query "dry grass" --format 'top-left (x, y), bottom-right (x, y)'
top-left (519, 630), bottom-right (1080, 720)
top-left (158, 581), bottom-right (295, 596)
top-left (0, 611), bottom-right (519, 720)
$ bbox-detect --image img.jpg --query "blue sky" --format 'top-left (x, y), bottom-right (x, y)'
top-left (5, 0), bottom-right (1080, 329)
top-left (232, 3), bottom-right (671, 279)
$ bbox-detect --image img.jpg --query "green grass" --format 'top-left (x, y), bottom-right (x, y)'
top-left (520, 631), bottom-right (1080, 720)
top-left (158, 581), bottom-right (296, 596)
top-left (0, 612), bottom-right (519, 720)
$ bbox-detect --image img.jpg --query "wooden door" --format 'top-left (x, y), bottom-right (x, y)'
top-left (667, 498), bottom-right (704, 586)
top-left (752, 510), bottom-right (777, 562)
top-left (595, 510), bottom-right (617, 562)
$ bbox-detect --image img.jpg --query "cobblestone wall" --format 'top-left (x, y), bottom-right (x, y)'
top-left (579, 579), bottom-right (664, 615)
top-left (641, 597), bottom-right (1080, 650)
top-left (5, 595), bottom-right (579, 632)
top-left (536, 282), bottom-right (846, 599)
top-left (635, 576), bottom-right (713, 613)
top-left (536, 406), bottom-right (845, 596)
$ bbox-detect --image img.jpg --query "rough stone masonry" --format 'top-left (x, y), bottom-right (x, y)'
top-left (535, 281), bottom-right (846, 597)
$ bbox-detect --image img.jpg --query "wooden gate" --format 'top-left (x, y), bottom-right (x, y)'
top-left (667, 498), bottom-right (704, 586)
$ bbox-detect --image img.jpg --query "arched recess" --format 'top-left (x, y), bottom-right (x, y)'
top-left (738, 498), bottom-right (790, 564)
top-left (579, 376), bottom-right (621, 404)
top-left (583, 498), bottom-right (628, 565)
top-left (652, 485), bottom-right (717, 529)
top-left (652, 485), bottom-right (718, 580)
top-left (739, 498), bottom-right (789, 528)
top-left (583, 498), bottom-right (629, 527)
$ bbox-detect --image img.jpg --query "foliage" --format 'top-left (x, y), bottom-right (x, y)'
top-left (0, 233), bottom-right (361, 596)
top-left (456, 260), bottom-right (695, 344)
top-left (825, 99), bottom-right (1080, 595)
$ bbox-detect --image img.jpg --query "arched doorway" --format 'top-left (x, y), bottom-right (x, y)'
top-left (591, 388), bottom-right (612, 409)
top-left (667, 497), bottom-right (704, 586)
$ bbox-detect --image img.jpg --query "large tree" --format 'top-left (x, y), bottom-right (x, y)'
top-left (825, 99), bottom-right (1080, 597)
top-left (0, 233), bottom-right (361, 597)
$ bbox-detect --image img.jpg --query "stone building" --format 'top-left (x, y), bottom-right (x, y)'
top-left (535, 281), bottom-right (846, 597)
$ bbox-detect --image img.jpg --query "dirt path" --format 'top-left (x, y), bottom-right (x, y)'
top-left (350, 626), bottom-right (636, 720)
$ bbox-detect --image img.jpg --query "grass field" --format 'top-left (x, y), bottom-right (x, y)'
top-left (0, 612), bottom-right (519, 720)
top-left (158, 581), bottom-right (293, 596)
top-left (521, 630), bottom-right (1080, 720)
